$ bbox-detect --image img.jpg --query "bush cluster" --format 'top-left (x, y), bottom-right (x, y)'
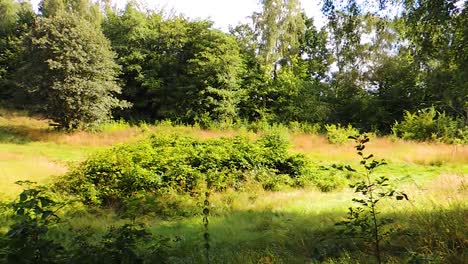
top-left (325, 124), bottom-right (359, 144)
top-left (392, 107), bottom-right (467, 144)
top-left (58, 132), bottom-right (313, 206)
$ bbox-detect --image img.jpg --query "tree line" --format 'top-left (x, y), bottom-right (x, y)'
top-left (0, 0), bottom-right (466, 133)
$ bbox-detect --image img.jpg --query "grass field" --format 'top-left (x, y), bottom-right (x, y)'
top-left (0, 109), bottom-right (467, 263)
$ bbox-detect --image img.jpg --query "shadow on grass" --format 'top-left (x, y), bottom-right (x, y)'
top-left (38, 201), bottom-right (465, 264)
top-left (158, 206), bottom-right (466, 263)
top-left (0, 125), bottom-right (58, 144)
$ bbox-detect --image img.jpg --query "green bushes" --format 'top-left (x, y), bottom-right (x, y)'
top-left (325, 124), bottom-right (359, 144)
top-left (0, 182), bottom-right (170, 264)
top-left (58, 132), bottom-right (314, 206)
top-left (312, 168), bottom-right (350, 192)
top-left (392, 107), bottom-right (467, 143)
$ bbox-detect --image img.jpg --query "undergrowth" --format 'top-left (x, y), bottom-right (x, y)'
top-left (56, 132), bottom-right (315, 208)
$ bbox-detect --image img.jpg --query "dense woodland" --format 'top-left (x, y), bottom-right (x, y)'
top-left (1, 0), bottom-right (467, 141)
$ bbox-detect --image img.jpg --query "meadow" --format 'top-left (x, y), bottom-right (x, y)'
top-left (0, 109), bottom-right (466, 263)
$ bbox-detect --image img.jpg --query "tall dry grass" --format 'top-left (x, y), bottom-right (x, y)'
top-left (291, 133), bottom-right (468, 165)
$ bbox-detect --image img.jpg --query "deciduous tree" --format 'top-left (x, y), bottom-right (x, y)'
top-left (16, 14), bottom-right (128, 130)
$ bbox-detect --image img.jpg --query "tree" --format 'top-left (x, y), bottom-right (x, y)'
top-left (184, 29), bottom-right (244, 124)
top-left (230, 23), bottom-right (269, 121)
top-left (102, 2), bottom-right (156, 119)
top-left (0, 0), bottom-right (35, 104)
top-left (321, 5), bottom-right (375, 128)
top-left (0, 0), bottom-right (21, 83)
top-left (402, 0), bottom-right (468, 121)
top-left (144, 19), bottom-right (244, 124)
top-left (253, 0), bottom-right (305, 77)
top-left (39, 0), bottom-right (102, 26)
top-left (321, 0), bottom-right (468, 129)
top-left (15, 14), bottom-right (128, 130)
top-left (234, 0), bottom-right (306, 122)
top-left (300, 15), bottom-right (331, 80)
top-left (104, 4), bottom-right (244, 124)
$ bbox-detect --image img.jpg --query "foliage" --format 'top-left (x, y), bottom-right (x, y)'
top-left (68, 223), bottom-right (170, 264)
top-left (288, 121), bottom-right (321, 134)
top-left (392, 107), bottom-right (467, 143)
top-left (39, 0), bottom-right (103, 27)
top-left (0, 0), bottom-right (35, 105)
top-left (0, 181), bottom-right (170, 264)
top-left (312, 164), bottom-right (353, 192)
top-left (0, 0), bottom-right (466, 140)
top-left (0, 181), bottom-right (64, 263)
top-left (337, 135), bottom-right (408, 263)
top-left (15, 13), bottom-right (128, 130)
top-left (325, 124), bottom-right (359, 144)
top-left (253, 0), bottom-right (305, 76)
top-left (103, 6), bottom-right (244, 124)
top-left (320, 0), bottom-right (467, 134)
top-left (0, 111), bottom-right (466, 262)
top-left (57, 132), bottom-right (313, 206)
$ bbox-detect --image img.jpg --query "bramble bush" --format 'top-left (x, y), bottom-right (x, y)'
top-left (57, 132), bottom-right (315, 207)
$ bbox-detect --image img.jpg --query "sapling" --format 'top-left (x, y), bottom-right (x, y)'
top-left (337, 134), bottom-right (408, 264)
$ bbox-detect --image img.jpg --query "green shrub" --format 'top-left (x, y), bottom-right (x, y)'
top-left (98, 119), bottom-right (131, 132)
top-left (288, 121), bottom-right (321, 134)
top-left (0, 182), bottom-right (65, 263)
top-left (58, 132), bottom-right (314, 207)
top-left (313, 171), bottom-right (349, 192)
top-left (392, 107), bottom-right (466, 143)
top-left (325, 124), bottom-right (359, 144)
top-left (248, 119), bottom-right (272, 133)
top-left (307, 164), bottom-right (352, 192)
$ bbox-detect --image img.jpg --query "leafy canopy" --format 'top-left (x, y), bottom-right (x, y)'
top-left (16, 13), bottom-right (128, 130)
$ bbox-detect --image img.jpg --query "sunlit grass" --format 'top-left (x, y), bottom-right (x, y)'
top-left (51, 173), bottom-right (465, 262)
top-left (291, 133), bottom-right (468, 165)
top-left (0, 157), bottom-right (67, 200)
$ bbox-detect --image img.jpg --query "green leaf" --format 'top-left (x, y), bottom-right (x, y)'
top-left (19, 192), bottom-right (27, 202)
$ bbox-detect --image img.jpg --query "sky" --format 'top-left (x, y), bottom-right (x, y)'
top-left (30, 0), bottom-right (327, 31)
